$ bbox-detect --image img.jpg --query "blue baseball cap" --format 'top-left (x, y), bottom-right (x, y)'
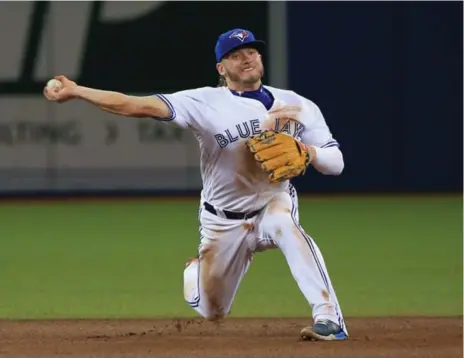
top-left (215, 29), bottom-right (266, 62)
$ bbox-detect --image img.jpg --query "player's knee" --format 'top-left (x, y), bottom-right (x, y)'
top-left (183, 257), bottom-right (228, 321)
top-left (204, 311), bottom-right (226, 321)
top-left (184, 298), bottom-right (225, 320)
top-left (186, 300), bottom-right (227, 321)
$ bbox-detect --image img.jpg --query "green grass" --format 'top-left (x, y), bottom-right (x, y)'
top-left (0, 195), bottom-right (462, 319)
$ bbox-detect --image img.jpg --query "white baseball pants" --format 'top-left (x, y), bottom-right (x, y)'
top-left (183, 185), bottom-right (348, 334)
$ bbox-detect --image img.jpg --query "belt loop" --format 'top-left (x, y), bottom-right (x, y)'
top-left (215, 208), bottom-right (227, 219)
top-left (204, 201), bottom-right (227, 219)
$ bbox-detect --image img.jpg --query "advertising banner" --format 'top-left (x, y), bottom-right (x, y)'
top-left (0, 1), bottom-right (269, 192)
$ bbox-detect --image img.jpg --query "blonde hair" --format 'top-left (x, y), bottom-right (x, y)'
top-left (217, 75), bottom-right (227, 87)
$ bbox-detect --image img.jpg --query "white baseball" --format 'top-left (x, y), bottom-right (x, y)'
top-left (46, 79), bottom-right (63, 90)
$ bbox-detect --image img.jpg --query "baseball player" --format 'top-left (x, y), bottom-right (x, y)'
top-left (43, 28), bottom-right (348, 341)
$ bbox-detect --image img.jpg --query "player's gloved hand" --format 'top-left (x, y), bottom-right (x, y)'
top-left (246, 130), bottom-right (314, 183)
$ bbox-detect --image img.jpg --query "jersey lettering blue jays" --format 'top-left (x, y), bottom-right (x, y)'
top-left (154, 86), bottom-right (339, 212)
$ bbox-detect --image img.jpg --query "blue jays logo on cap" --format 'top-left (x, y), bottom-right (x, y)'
top-left (229, 30), bottom-right (249, 42)
top-left (215, 28), bottom-right (266, 62)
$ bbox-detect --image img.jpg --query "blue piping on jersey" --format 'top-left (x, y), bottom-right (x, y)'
top-left (153, 94), bottom-right (176, 121)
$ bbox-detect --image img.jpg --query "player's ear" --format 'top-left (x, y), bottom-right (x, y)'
top-left (216, 62), bottom-right (226, 76)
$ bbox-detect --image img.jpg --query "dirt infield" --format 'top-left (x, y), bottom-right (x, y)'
top-left (0, 317), bottom-right (462, 358)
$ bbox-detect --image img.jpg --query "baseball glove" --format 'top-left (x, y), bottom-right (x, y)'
top-left (245, 130), bottom-right (312, 183)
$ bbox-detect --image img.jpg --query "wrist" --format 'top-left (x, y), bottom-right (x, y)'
top-left (307, 145), bottom-right (317, 163)
top-left (297, 141), bottom-right (317, 164)
top-left (73, 85), bottom-right (86, 99)
top-left (300, 143), bottom-right (317, 163)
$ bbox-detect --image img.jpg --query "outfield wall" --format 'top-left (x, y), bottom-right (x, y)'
top-left (0, 2), bottom-right (461, 196)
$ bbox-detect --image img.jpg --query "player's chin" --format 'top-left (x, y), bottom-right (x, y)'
top-left (241, 72), bottom-right (261, 85)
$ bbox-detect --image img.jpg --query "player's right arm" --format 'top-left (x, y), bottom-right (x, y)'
top-left (43, 75), bottom-right (196, 128)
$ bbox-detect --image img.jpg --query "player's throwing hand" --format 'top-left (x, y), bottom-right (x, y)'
top-left (43, 75), bottom-right (77, 103)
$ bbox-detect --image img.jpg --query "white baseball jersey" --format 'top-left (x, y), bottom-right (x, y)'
top-left (155, 85), bottom-right (339, 212)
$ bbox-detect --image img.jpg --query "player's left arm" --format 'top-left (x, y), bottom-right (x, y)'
top-left (300, 104), bottom-right (344, 176)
